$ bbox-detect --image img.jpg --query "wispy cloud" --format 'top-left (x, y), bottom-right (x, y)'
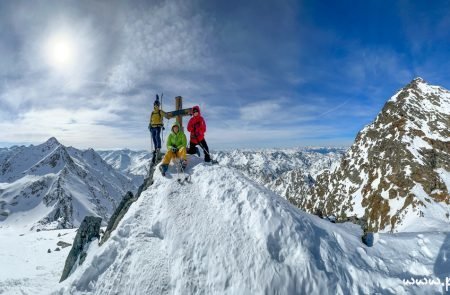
top-left (106, 0), bottom-right (215, 93)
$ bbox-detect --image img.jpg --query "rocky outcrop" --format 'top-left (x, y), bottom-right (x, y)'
top-left (267, 168), bottom-right (315, 207)
top-left (100, 191), bottom-right (136, 245)
top-left (60, 216), bottom-right (102, 282)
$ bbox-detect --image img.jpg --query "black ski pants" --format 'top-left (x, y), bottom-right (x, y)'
top-left (188, 139), bottom-right (211, 162)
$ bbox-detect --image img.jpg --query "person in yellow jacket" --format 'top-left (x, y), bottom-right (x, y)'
top-left (149, 100), bottom-right (167, 152)
top-left (159, 121), bottom-right (187, 176)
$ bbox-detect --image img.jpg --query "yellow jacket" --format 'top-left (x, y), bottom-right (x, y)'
top-left (149, 106), bottom-right (169, 127)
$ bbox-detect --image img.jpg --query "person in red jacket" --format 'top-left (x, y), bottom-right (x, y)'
top-left (187, 105), bottom-right (211, 162)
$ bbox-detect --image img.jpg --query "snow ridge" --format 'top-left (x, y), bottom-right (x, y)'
top-left (55, 158), bottom-right (448, 294)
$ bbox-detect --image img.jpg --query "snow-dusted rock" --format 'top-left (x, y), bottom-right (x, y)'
top-left (304, 78), bottom-right (450, 232)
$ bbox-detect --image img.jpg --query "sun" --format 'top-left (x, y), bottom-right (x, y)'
top-left (44, 33), bottom-right (76, 71)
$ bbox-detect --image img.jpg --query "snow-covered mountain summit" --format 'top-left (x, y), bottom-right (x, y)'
top-left (56, 157), bottom-right (448, 294)
top-left (0, 138), bottom-right (135, 230)
top-left (303, 78), bottom-right (450, 232)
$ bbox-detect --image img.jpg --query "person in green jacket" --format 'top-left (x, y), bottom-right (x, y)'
top-left (159, 121), bottom-right (187, 176)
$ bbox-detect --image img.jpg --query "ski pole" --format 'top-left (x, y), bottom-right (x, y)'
top-left (198, 141), bottom-right (215, 162)
top-left (161, 92), bottom-right (165, 144)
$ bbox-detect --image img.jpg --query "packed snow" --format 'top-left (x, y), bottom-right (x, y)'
top-left (0, 227), bottom-right (77, 294)
top-left (54, 157), bottom-right (449, 294)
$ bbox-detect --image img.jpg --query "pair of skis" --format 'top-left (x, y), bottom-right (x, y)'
top-left (159, 161), bottom-right (191, 184)
top-left (175, 159), bottom-right (191, 184)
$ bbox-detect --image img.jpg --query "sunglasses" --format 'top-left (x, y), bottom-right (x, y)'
top-left (193, 110), bottom-right (198, 113)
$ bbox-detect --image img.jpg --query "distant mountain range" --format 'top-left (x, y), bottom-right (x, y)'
top-left (97, 149), bottom-right (151, 186)
top-left (0, 138), bottom-right (135, 230)
top-left (214, 148), bottom-right (346, 205)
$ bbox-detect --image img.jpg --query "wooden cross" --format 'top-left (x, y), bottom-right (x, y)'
top-left (164, 96), bottom-right (193, 129)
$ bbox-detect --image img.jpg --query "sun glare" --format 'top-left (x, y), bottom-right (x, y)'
top-left (45, 34), bottom-right (76, 71)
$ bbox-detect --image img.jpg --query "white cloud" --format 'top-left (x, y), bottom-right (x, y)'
top-left (239, 101), bottom-right (282, 122)
top-left (0, 107), bottom-right (122, 146)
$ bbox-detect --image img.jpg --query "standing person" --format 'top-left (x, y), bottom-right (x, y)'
top-left (187, 105), bottom-right (211, 162)
top-left (159, 121), bottom-right (187, 176)
top-left (148, 98), bottom-right (169, 163)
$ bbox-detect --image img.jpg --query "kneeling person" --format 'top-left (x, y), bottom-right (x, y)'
top-left (160, 122), bottom-right (187, 176)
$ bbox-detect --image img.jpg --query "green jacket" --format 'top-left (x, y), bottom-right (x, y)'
top-left (167, 122), bottom-right (187, 150)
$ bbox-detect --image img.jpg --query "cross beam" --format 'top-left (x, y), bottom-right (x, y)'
top-left (164, 96), bottom-right (192, 128)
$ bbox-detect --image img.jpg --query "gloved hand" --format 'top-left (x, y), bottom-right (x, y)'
top-left (148, 124), bottom-right (151, 131)
top-left (171, 146), bottom-right (178, 153)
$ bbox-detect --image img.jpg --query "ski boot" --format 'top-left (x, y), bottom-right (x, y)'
top-left (159, 164), bottom-right (168, 176)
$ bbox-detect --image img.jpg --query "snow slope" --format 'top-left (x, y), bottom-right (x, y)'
top-left (0, 227), bottom-right (77, 295)
top-left (55, 158), bottom-right (449, 294)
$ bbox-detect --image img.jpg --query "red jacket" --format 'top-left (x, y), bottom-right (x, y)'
top-left (187, 106), bottom-right (206, 144)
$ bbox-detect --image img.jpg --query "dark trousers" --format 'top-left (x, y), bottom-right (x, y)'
top-left (150, 127), bottom-right (162, 150)
top-left (188, 139), bottom-right (210, 162)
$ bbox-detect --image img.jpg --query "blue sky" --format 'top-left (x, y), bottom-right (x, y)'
top-left (1, 0), bottom-right (450, 150)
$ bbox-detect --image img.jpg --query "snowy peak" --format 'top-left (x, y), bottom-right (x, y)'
top-left (0, 139), bottom-right (136, 230)
top-left (303, 79), bottom-right (450, 232)
top-left (27, 145), bottom-right (74, 176)
top-left (42, 137), bottom-right (62, 148)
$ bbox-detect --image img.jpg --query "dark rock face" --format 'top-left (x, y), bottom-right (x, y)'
top-left (100, 161), bottom-right (159, 245)
top-left (302, 78), bottom-right (450, 232)
top-left (100, 191), bottom-right (136, 245)
top-left (60, 216), bottom-right (102, 282)
top-left (57, 241), bottom-right (72, 248)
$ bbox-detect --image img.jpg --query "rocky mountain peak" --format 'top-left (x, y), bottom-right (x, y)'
top-left (44, 137), bottom-right (61, 147)
top-left (301, 79), bottom-right (450, 233)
